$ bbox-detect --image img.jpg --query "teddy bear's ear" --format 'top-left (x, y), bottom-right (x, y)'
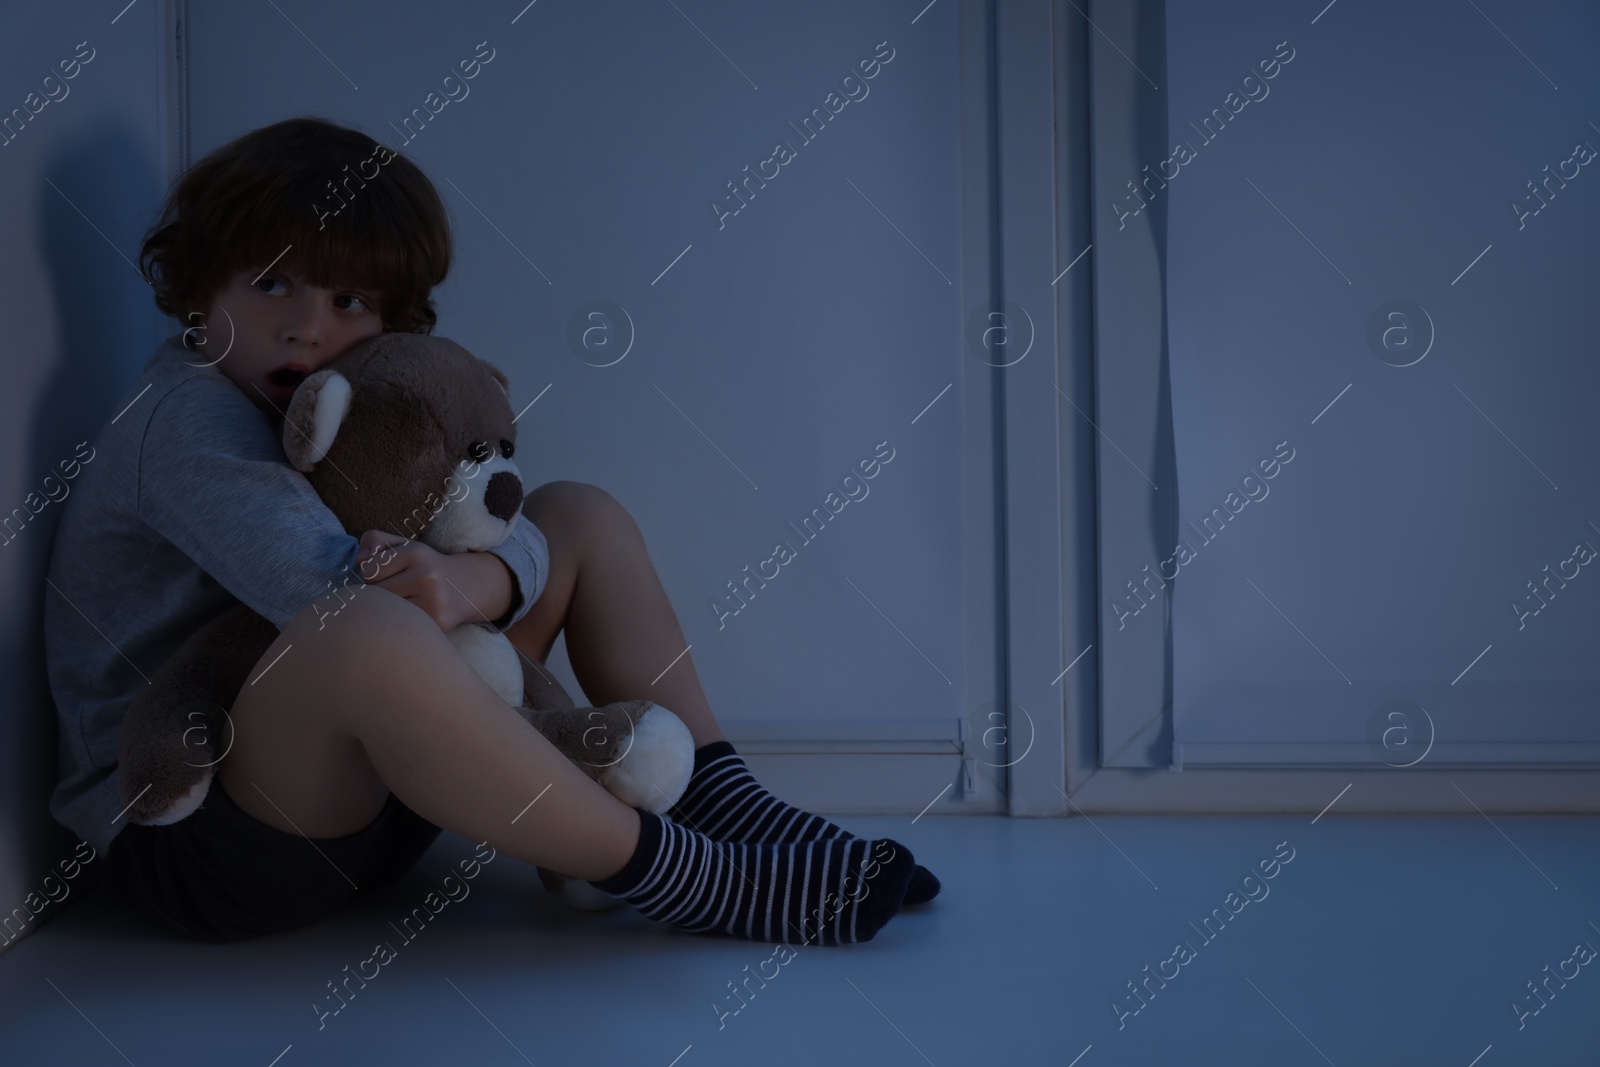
top-left (486, 363), bottom-right (510, 397)
top-left (282, 369), bottom-right (354, 472)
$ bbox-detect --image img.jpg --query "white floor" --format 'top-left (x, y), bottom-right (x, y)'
top-left (2, 813), bottom-right (1598, 1066)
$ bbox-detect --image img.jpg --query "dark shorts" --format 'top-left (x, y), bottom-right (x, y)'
top-left (107, 776), bottom-right (442, 942)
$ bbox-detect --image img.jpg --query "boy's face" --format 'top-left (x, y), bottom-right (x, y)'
top-left (196, 266), bottom-right (386, 419)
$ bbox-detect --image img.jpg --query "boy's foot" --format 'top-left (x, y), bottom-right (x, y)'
top-left (665, 740), bottom-right (942, 905)
top-left (590, 809), bottom-right (915, 945)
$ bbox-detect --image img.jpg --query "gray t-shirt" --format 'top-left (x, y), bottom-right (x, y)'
top-left (44, 331), bottom-right (548, 855)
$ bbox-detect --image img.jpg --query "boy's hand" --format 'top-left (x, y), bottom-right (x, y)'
top-left (355, 530), bottom-right (513, 632)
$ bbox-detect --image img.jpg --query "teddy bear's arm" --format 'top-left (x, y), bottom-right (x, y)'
top-left (116, 603), bottom-right (281, 824)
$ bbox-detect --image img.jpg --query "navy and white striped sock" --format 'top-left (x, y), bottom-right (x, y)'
top-left (668, 741), bottom-right (942, 905)
top-left (590, 808), bottom-right (914, 946)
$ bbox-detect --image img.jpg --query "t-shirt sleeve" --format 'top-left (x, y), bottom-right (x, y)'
top-left (136, 377), bottom-right (364, 630)
top-left (483, 512), bottom-right (545, 631)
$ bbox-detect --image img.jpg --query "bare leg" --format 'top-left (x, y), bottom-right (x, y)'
top-left (505, 481), bottom-right (726, 749)
top-left (217, 584), bottom-right (640, 882)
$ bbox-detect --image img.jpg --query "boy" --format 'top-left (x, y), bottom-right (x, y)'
top-left (44, 116), bottom-right (935, 945)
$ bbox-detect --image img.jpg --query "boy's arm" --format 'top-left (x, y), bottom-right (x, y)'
top-left (360, 536), bottom-right (531, 631)
top-left (136, 378), bottom-right (370, 630)
top-left (481, 513), bottom-right (546, 630)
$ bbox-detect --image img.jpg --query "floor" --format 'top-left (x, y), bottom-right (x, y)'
top-left (2, 813), bottom-right (1597, 1066)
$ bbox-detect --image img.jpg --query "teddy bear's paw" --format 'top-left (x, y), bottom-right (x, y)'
top-left (536, 866), bottom-right (626, 911)
top-left (131, 766), bottom-right (214, 826)
top-left (595, 702), bottom-right (694, 814)
top-left (118, 693), bottom-right (229, 827)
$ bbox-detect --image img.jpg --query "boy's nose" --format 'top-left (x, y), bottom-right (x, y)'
top-left (282, 303), bottom-right (333, 346)
top-left (283, 323), bottom-right (324, 347)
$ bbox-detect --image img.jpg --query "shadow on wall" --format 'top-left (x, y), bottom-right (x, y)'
top-left (0, 120), bottom-right (167, 954)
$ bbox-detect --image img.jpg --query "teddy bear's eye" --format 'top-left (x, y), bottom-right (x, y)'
top-left (468, 441), bottom-right (492, 463)
top-left (500, 439), bottom-right (514, 459)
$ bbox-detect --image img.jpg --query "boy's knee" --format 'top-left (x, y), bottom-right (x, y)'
top-left (524, 478), bottom-right (614, 514)
top-left (524, 479), bottom-right (630, 536)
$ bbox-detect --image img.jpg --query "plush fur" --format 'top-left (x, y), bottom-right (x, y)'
top-left (114, 332), bottom-right (693, 908)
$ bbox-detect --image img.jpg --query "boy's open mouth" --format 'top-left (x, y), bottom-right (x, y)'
top-left (266, 363), bottom-right (310, 391)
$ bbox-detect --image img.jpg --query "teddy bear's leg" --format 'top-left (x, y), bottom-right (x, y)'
top-left (599, 702), bottom-right (694, 811)
top-left (117, 604), bottom-right (280, 825)
top-left (515, 640), bottom-right (695, 807)
top-left (517, 648), bottom-right (580, 715)
top-left (521, 700), bottom-right (694, 813)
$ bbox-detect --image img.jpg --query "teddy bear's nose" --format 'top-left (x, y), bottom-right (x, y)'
top-left (484, 470), bottom-right (524, 522)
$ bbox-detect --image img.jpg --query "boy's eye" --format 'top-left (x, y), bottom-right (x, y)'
top-left (252, 275), bottom-right (287, 296)
top-left (334, 293), bottom-right (374, 313)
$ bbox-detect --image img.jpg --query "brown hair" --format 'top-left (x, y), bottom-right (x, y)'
top-left (139, 115), bottom-right (451, 334)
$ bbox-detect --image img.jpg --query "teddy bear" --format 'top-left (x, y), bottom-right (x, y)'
top-left (115, 331), bottom-right (694, 909)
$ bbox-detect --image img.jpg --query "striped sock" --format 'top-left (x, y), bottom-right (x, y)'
top-left (670, 741), bottom-right (840, 843)
top-left (590, 808), bottom-right (915, 946)
top-left (668, 741), bottom-right (942, 905)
